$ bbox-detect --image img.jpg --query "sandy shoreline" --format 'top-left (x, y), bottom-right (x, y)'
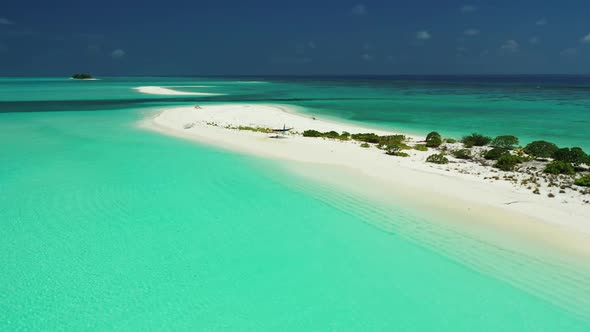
top-left (140, 104), bottom-right (590, 254)
top-left (134, 86), bottom-right (223, 96)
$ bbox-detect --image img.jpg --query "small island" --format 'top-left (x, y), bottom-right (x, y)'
top-left (71, 73), bottom-right (94, 80)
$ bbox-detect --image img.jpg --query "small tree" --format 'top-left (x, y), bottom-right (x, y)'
top-left (425, 131), bottom-right (442, 147)
top-left (552, 147), bottom-right (588, 165)
top-left (491, 135), bottom-right (519, 150)
top-left (523, 140), bottom-right (558, 158)
top-left (462, 133), bottom-right (492, 148)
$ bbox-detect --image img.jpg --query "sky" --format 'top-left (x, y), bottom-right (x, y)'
top-left (0, 0), bottom-right (589, 76)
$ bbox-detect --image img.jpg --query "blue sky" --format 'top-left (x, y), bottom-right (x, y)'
top-left (0, 0), bottom-right (589, 75)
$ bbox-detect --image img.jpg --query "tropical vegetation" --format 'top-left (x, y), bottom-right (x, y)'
top-left (462, 133), bottom-right (492, 147)
top-left (71, 73), bottom-right (93, 79)
top-left (426, 153), bottom-right (449, 164)
top-left (425, 131), bottom-right (442, 147)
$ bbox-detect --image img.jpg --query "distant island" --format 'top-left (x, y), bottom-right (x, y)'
top-left (71, 73), bottom-right (94, 80)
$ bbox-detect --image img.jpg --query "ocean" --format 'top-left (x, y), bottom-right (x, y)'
top-left (1, 76), bottom-right (590, 330)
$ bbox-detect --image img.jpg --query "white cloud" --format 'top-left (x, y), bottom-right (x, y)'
top-left (416, 31), bottom-right (431, 40)
top-left (500, 40), bottom-right (519, 53)
top-left (351, 4), bottom-right (367, 16)
top-left (580, 33), bottom-right (590, 44)
top-left (560, 48), bottom-right (577, 57)
top-left (464, 29), bottom-right (479, 37)
top-left (0, 17), bottom-right (14, 25)
top-left (529, 36), bottom-right (539, 45)
top-left (536, 18), bottom-right (547, 26)
top-left (111, 49), bottom-right (126, 58)
top-left (460, 5), bottom-right (477, 13)
top-left (361, 53), bottom-right (374, 61)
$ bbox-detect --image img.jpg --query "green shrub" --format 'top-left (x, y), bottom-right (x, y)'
top-left (491, 135), bottom-right (519, 150)
top-left (445, 138), bottom-right (457, 144)
top-left (303, 130), bottom-right (322, 137)
top-left (484, 147), bottom-right (509, 160)
top-left (360, 142), bottom-right (370, 148)
top-left (351, 133), bottom-right (381, 143)
top-left (523, 140), bottom-right (558, 158)
top-left (452, 149), bottom-right (472, 160)
top-left (552, 147), bottom-right (588, 165)
top-left (384, 141), bottom-right (410, 155)
top-left (575, 174), bottom-right (590, 187)
top-left (378, 135), bottom-right (409, 150)
top-left (236, 126), bottom-right (275, 133)
top-left (425, 131), bottom-right (442, 147)
top-left (385, 145), bottom-right (410, 157)
top-left (303, 130), bottom-right (352, 140)
top-left (414, 144), bottom-right (428, 151)
top-left (426, 153), bottom-right (449, 164)
top-left (494, 154), bottom-right (521, 171)
top-left (72, 73), bottom-right (93, 79)
top-left (544, 161), bottom-right (575, 175)
top-left (462, 133), bottom-right (492, 148)
top-left (324, 131), bottom-right (340, 139)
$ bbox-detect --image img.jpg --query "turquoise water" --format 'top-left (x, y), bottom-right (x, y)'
top-left (2, 77), bottom-right (590, 330)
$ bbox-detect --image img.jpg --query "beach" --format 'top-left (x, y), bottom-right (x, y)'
top-left (134, 86), bottom-right (223, 96)
top-left (142, 103), bottom-right (590, 256)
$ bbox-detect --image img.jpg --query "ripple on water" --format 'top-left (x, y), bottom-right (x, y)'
top-left (281, 172), bottom-right (590, 322)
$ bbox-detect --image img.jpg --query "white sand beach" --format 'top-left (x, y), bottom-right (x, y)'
top-left (141, 103), bottom-right (590, 256)
top-left (134, 86), bottom-right (223, 96)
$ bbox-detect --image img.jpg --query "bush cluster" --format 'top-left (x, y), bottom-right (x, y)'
top-left (414, 144), bottom-right (428, 151)
top-left (350, 133), bottom-right (382, 143)
top-left (71, 73), bottom-right (93, 79)
top-left (544, 161), bottom-right (575, 175)
top-left (494, 154), bottom-right (523, 171)
top-left (484, 147), bottom-right (509, 160)
top-left (552, 147), bottom-right (588, 165)
top-left (452, 149), bottom-right (472, 160)
top-left (426, 153), bottom-right (449, 164)
top-left (383, 140), bottom-right (411, 156)
top-left (575, 174), bottom-right (590, 187)
top-left (462, 133), bottom-right (492, 148)
top-left (302, 130), bottom-right (350, 140)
